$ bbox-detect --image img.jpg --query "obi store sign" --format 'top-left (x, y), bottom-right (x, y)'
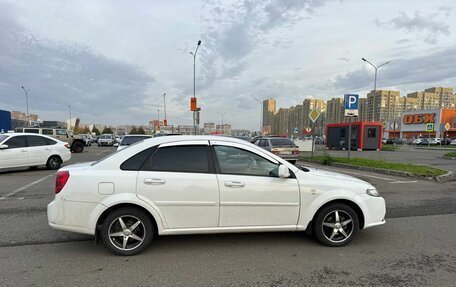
top-left (402, 113), bottom-right (436, 125)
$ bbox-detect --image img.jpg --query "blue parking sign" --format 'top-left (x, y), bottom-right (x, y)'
top-left (344, 94), bottom-right (359, 110)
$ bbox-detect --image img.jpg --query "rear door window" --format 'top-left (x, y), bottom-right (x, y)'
top-left (24, 128), bottom-right (39, 134)
top-left (27, 135), bottom-right (48, 147)
top-left (143, 145), bottom-right (212, 173)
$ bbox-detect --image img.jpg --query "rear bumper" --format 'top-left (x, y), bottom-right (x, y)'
top-left (278, 154), bottom-right (300, 161)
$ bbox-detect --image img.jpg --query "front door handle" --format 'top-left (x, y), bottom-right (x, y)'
top-left (225, 181), bottom-right (245, 188)
top-left (144, 178), bottom-right (166, 185)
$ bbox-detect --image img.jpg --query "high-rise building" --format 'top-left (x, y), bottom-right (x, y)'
top-left (326, 98), bottom-right (345, 124)
top-left (358, 98), bottom-right (368, 121)
top-left (262, 98), bottom-right (276, 134)
top-left (367, 90), bottom-right (402, 123)
top-left (407, 87), bottom-right (455, 110)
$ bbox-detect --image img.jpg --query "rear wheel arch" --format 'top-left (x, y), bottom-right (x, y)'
top-left (95, 203), bottom-right (159, 241)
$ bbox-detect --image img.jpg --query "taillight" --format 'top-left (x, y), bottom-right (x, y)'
top-left (64, 143), bottom-right (70, 149)
top-left (271, 149), bottom-right (280, 154)
top-left (55, 171), bottom-right (70, 194)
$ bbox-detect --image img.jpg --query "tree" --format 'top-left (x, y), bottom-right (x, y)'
top-left (83, 126), bottom-right (90, 134)
top-left (102, 126), bottom-right (113, 134)
top-left (137, 126), bottom-right (145, 134)
top-left (92, 126), bottom-right (100, 136)
top-left (130, 126), bottom-right (138, 134)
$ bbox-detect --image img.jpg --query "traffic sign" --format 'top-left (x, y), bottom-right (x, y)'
top-left (305, 127), bottom-right (312, 133)
top-left (293, 127), bottom-right (298, 134)
top-left (426, 123), bottom-right (434, 132)
top-left (344, 94), bottom-right (359, 117)
top-left (309, 109), bottom-right (320, 123)
top-left (445, 122), bottom-right (451, 131)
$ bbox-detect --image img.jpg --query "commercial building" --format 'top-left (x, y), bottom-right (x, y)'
top-left (203, 122), bottom-right (215, 134)
top-left (400, 108), bottom-right (456, 138)
top-left (216, 124), bottom-right (231, 135)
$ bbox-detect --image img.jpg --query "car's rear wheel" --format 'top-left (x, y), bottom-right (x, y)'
top-left (101, 207), bottom-right (154, 256)
top-left (71, 141), bottom-right (84, 153)
top-left (313, 203), bottom-right (359, 247)
top-left (46, 155), bottom-right (62, 170)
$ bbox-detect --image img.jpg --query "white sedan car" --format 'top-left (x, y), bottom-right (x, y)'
top-left (0, 133), bottom-right (71, 170)
top-left (48, 136), bottom-right (385, 256)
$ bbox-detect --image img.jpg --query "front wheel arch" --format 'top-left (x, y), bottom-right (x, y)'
top-left (95, 203), bottom-right (158, 243)
top-left (311, 199), bottom-right (365, 231)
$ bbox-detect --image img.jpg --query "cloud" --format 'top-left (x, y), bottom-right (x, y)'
top-left (330, 46), bottom-right (456, 92)
top-left (0, 2), bottom-right (154, 125)
top-left (376, 10), bottom-right (450, 44)
top-left (337, 57), bottom-right (350, 62)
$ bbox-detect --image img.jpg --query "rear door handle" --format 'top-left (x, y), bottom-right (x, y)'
top-left (144, 178), bottom-right (166, 185)
top-left (225, 181), bottom-right (245, 188)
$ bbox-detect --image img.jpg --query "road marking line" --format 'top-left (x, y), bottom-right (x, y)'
top-left (0, 173), bottom-right (55, 200)
top-left (389, 181), bottom-right (418, 184)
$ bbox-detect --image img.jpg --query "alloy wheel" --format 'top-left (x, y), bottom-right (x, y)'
top-left (108, 215), bottom-right (146, 251)
top-left (321, 210), bottom-right (354, 243)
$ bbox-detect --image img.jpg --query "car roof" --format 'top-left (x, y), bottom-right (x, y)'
top-left (0, 132), bottom-right (64, 142)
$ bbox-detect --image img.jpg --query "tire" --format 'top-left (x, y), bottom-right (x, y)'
top-left (46, 155), bottom-right (62, 170)
top-left (313, 203), bottom-right (359, 247)
top-left (101, 207), bottom-right (154, 256)
top-left (71, 141), bottom-right (84, 153)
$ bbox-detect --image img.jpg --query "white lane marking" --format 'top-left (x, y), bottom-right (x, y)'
top-left (0, 173), bottom-right (55, 200)
top-left (389, 181), bottom-right (418, 184)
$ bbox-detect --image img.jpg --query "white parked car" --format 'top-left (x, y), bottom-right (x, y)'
top-left (0, 133), bottom-right (71, 170)
top-left (48, 136), bottom-right (385, 256)
top-left (98, 134), bottom-right (114, 146)
top-left (117, 135), bottom-right (152, 151)
top-left (450, 139), bottom-right (456, 146)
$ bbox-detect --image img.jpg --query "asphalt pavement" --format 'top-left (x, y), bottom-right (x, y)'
top-left (0, 145), bottom-right (455, 286)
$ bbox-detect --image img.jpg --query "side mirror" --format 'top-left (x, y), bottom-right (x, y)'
top-left (278, 164), bottom-right (290, 178)
top-left (0, 144), bottom-right (8, 150)
top-left (114, 143), bottom-right (119, 147)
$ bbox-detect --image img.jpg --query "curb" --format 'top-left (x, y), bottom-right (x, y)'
top-left (299, 159), bottom-right (454, 183)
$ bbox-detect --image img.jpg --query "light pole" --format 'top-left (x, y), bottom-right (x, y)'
top-left (217, 112), bottom-right (226, 134)
top-left (68, 105), bottom-right (72, 131)
top-left (252, 97), bottom-right (263, 135)
top-left (362, 58), bottom-right (390, 122)
top-left (190, 40), bottom-right (202, 135)
top-left (21, 86), bottom-right (30, 126)
top-left (163, 93), bottom-right (167, 126)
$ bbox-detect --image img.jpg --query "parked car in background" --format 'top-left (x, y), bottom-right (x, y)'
top-left (80, 135), bottom-right (92, 147)
top-left (47, 135), bottom-right (385, 255)
top-left (232, 136), bottom-right (252, 142)
top-left (253, 137), bottom-right (300, 164)
top-left (117, 135), bottom-right (152, 151)
top-left (0, 133), bottom-right (71, 170)
top-left (98, 134), bottom-right (115, 147)
top-left (441, 138), bottom-right (453, 145)
top-left (411, 138), bottom-right (423, 145)
top-left (450, 139), bottom-right (456, 146)
top-left (14, 127), bottom-right (86, 153)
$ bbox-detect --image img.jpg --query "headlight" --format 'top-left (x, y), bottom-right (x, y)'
top-left (366, 187), bottom-right (380, 197)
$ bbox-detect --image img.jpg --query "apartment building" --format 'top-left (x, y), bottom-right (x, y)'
top-left (326, 97), bottom-right (345, 124)
top-left (262, 98), bottom-right (276, 133)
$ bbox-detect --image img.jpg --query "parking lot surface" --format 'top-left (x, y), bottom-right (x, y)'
top-left (1, 146), bottom-right (455, 286)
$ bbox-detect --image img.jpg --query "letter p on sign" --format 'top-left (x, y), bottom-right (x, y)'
top-left (344, 94), bottom-right (359, 110)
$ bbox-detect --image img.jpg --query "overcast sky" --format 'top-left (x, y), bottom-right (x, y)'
top-left (1, 0), bottom-right (455, 130)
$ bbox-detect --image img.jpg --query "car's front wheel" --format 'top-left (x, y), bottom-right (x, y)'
top-left (101, 207), bottom-right (154, 256)
top-left (313, 203), bottom-right (359, 247)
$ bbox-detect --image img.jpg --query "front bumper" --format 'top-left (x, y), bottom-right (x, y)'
top-left (356, 194), bottom-right (386, 229)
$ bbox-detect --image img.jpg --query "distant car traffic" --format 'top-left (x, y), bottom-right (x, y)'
top-left (98, 134), bottom-right (115, 146)
top-left (253, 137), bottom-right (300, 164)
top-left (47, 135), bottom-right (386, 255)
top-left (0, 133), bottom-right (71, 170)
top-left (117, 135), bottom-right (152, 151)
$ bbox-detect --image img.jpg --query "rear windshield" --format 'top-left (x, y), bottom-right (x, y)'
top-left (121, 136), bottom-right (151, 146)
top-left (0, 135), bottom-right (9, 142)
top-left (270, 138), bottom-right (296, 147)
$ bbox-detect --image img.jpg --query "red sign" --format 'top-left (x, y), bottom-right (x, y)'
top-left (403, 113), bottom-right (435, 125)
top-left (190, 98), bottom-right (197, 111)
top-left (303, 127), bottom-right (312, 134)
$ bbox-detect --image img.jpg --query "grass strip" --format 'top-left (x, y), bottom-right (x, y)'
top-left (301, 155), bottom-right (447, 177)
top-left (443, 152), bottom-right (456, 158)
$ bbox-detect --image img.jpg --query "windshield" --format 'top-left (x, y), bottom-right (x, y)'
top-left (120, 136), bottom-right (151, 146)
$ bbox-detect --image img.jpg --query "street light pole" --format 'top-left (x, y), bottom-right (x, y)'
top-left (163, 93), bottom-right (167, 126)
top-left (361, 58), bottom-right (390, 122)
top-left (68, 105), bottom-right (72, 131)
top-left (21, 86), bottom-right (30, 126)
top-left (217, 112), bottom-right (226, 134)
top-left (190, 40), bottom-right (202, 135)
top-left (252, 97), bottom-right (263, 135)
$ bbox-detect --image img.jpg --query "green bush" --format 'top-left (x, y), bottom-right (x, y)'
top-left (322, 152), bottom-right (333, 165)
